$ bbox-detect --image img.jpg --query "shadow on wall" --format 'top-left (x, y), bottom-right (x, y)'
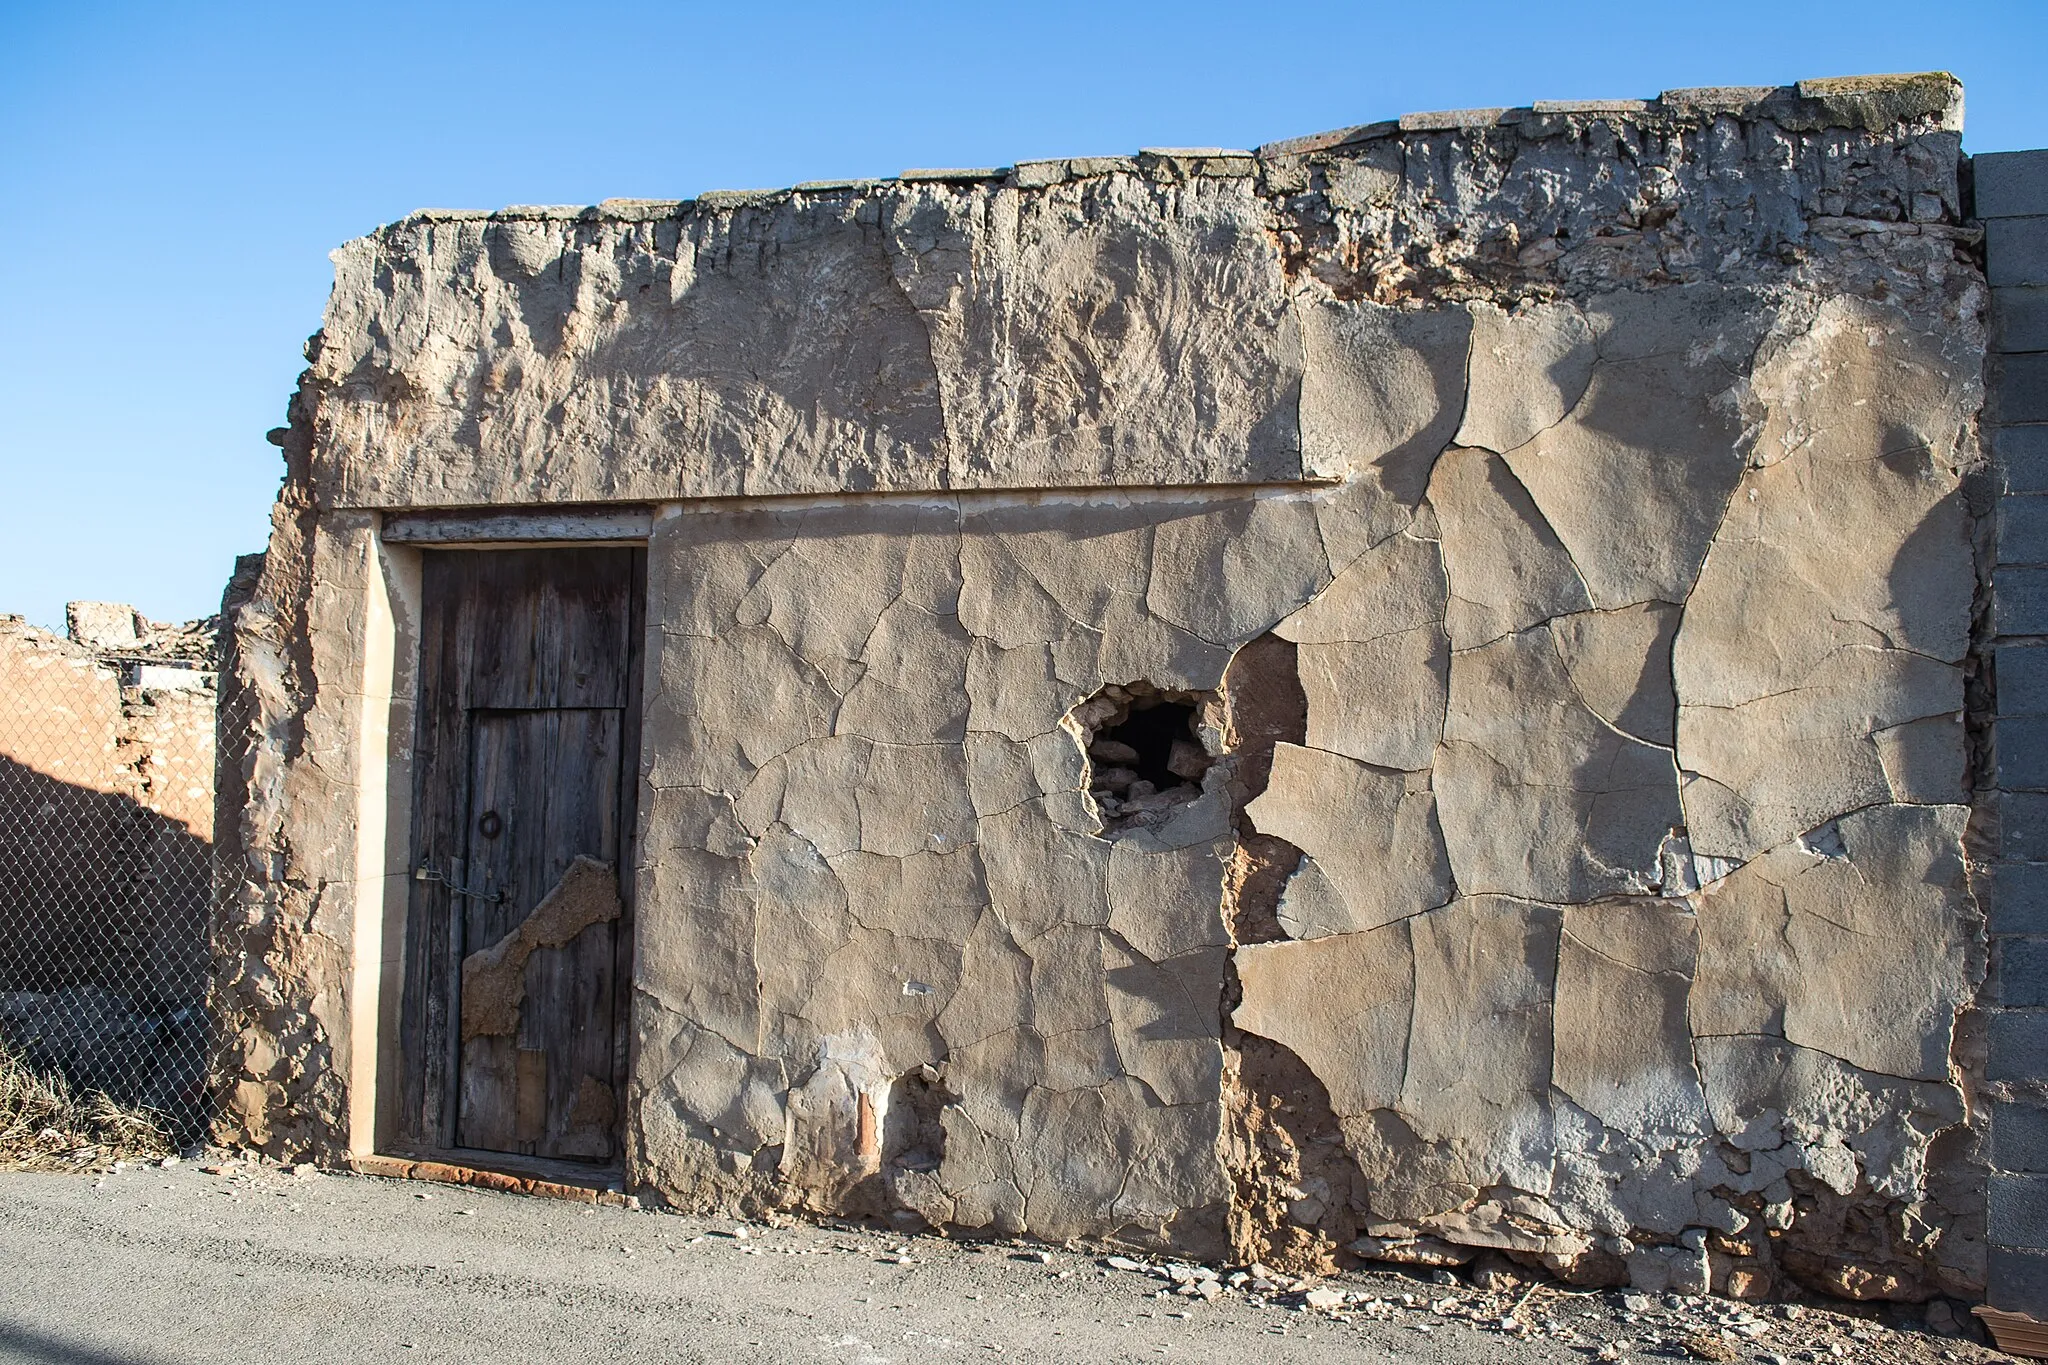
top-left (0, 752), bottom-right (213, 1121)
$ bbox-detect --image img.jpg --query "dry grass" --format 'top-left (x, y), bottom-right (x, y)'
top-left (0, 1043), bottom-right (171, 1172)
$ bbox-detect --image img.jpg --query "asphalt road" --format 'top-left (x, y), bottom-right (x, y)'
top-left (0, 1161), bottom-right (2006, 1364)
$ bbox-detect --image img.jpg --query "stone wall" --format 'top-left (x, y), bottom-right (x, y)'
top-left (220, 74), bottom-right (1997, 1300)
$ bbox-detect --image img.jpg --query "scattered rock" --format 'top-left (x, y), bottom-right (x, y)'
top-left (1678, 1332), bottom-right (1738, 1362)
top-left (1724, 1267), bottom-right (1769, 1300)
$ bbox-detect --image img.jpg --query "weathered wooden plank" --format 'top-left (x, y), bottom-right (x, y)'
top-left (382, 508), bottom-right (654, 545)
top-left (611, 551), bottom-right (647, 1111)
top-left (522, 708), bottom-right (622, 1161)
top-left (399, 546), bottom-right (640, 1159)
top-left (462, 550), bottom-right (634, 711)
top-left (399, 553), bottom-right (473, 1146)
top-left (455, 706), bottom-right (621, 1159)
top-left (457, 1034), bottom-right (518, 1154)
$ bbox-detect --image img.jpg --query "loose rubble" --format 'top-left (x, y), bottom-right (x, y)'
top-left (1074, 1246), bottom-right (2001, 1364)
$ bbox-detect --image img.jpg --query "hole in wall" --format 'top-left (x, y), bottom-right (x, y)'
top-left (1102, 701), bottom-right (1201, 791)
top-left (838, 1064), bottom-right (958, 1233)
top-left (881, 1065), bottom-right (951, 1175)
top-left (1069, 682), bottom-right (1218, 833)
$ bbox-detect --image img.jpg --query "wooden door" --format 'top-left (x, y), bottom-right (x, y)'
top-left (398, 547), bottom-right (644, 1164)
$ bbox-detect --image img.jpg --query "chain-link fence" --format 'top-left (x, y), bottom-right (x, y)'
top-left (0, 614), bottom-right (226, 1143)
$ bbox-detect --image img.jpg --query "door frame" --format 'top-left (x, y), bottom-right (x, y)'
top-left (347, 507), bottom-right (653, 1169)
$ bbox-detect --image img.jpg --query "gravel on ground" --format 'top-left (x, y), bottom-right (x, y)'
top-left (0, 1159), bottom-right (2016, 1364)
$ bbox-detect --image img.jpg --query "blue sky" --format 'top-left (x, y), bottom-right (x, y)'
top-left (3, 0), bottom-right (2043, 631)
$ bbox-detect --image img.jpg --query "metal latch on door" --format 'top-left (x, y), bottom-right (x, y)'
top-left (413, 858), bottom-right (503, 903)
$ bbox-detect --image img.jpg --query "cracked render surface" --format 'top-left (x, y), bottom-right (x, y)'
top-left (216, 74), bottom-right (1995, 1303)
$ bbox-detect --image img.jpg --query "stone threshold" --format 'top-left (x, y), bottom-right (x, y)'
top-left (351, 1151), bottom-right (631, 1207)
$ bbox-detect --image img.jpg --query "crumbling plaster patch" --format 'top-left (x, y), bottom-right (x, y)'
top-left (218, 75), bottom-right (1992, 1299)
top-left (461, 856), bottom-right (621, 1043)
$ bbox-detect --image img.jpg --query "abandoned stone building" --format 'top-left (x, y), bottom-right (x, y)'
top-left (205, 70), bottom-right (2048, 1311)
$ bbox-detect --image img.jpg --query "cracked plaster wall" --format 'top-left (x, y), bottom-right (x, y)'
top-left (219, 73), bottom-right (1996, 1298)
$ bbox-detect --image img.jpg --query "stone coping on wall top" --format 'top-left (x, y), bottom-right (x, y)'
top-left (395, 71), bottom-right (1961, 228)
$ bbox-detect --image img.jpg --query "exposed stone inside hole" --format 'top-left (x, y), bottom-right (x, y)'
top-left (881, 1065), bottom-right (950, 1175)
top-left (840, 1064), bottom-right (958, 1232)
top-left (1069, 682), bottom-right (1218, 832)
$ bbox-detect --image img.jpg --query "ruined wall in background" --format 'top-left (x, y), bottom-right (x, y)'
top-left (222, 74), bottom-right (1992, 1300)
top-left (0, 608), bottom-right (219, 1114)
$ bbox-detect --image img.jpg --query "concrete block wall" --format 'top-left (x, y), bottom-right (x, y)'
top-left (1984, 147), bottom-right (2048, 1314)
